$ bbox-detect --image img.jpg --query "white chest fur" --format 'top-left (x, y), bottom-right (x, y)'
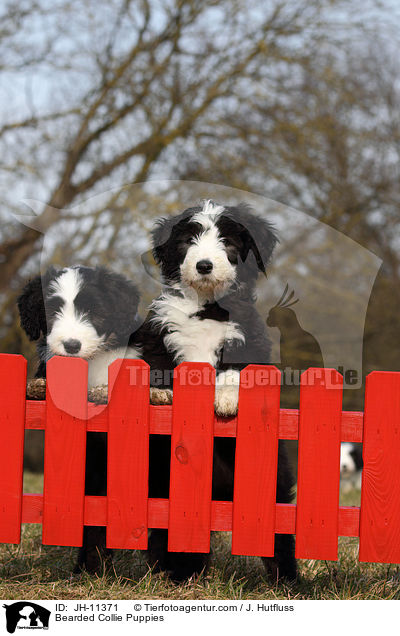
top-left (150, 292), bottom-right (244, 365)
top-left (87, 345), bottom-right (141, 388)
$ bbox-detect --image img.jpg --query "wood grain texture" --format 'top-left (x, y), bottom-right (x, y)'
top-left (22, 494), bottom-right (361, 539)
top-left (232, 365), bottom-right (280, 557)
top-left (0, 354), bottom-right (27, 543)
top-left (295, 368), bottom-right (342, 560)
top-left (107, 359), bottom-right (149, 549)
top-left (359, 371), bottom-right (400, 563)
top-left (168, 363), bottom-right (215, 553)
top-left (26, 401), bottom-right (364, 441)
top-left (42, 357), bottom-right (88, 546)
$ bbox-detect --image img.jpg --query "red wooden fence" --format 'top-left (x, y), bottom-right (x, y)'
top-left (0, 352), bottom-right (399, 563)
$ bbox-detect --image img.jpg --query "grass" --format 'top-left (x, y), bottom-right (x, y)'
top-left (0, 472), bottom-right (399, 600)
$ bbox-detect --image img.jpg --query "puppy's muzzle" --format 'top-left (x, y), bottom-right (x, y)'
top-left (63, 339), bottom-right (82, 354)
top-left (196, 259), bottom-right (213, 274)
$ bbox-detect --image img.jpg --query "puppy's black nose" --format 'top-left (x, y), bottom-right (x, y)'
top-left (63, 339), bottom-right (82, 354)
top-left (196, 259), bottom-right (213, 274)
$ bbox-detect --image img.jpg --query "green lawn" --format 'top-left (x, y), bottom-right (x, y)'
top-left (0, 472), bottom-right (398, 600)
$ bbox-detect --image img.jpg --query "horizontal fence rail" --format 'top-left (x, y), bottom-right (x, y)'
top-left (0, 353), bottom-right (399, 564)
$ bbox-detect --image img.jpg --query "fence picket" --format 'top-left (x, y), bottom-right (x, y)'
top-left (295, 368), bottom-right (342, 560)
top-left (232, 365), bottom-right (280, 556)
top-left (359, 371), bottom-right (400, 563)
top-left (107, 359), bottom-right (150, 549)
top-left (0, 354), bottom-right (27, 543)
top-left (42, 357), bottom-right (88, 546)
top-left (168, 363), bottom-right (215, 553)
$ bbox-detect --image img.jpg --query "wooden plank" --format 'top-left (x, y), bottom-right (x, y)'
top-left (339, 506), bottom-right (360, 537)
top-left (359, 371), bottom-right (400, 563)
top-left (341, 411), bottom-right (363, 443)
top-left (295, 368), bottom-right (342, 560)
top-left (107, 359), bottom-right (150, 549)
top-left (168, 363), bottom-right (215, 553)
top-left (149, 498), bottom-right (169, 529)
top-left (232, 365), bottom-right (280, 556)
top-left (25, 400), bottom-right (365, 443)
top-left (279, 409), bottom-right (299, 440)
top-left (21, 494), bottom-right (361, 540)
top-left (42, 357), bottom-right (88, 546)
top-left (22, 494), bottom-right (43, 524)
top-left (0, 354), bottom-right (27, 543)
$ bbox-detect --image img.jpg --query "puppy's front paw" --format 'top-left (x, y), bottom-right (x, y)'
top-left (214, 385), bottom-right (239, 417)
top-left (150, 387), bottom-right (173, 405)
top-left (26, 378), bottom-right (47, 400)
top-left (88, 385), bottom-right (108, 405)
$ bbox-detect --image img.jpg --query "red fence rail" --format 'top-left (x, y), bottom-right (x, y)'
top-left (0, 352), bottom-right (399, 563)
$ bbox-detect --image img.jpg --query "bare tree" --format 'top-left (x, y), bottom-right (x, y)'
top-left (1, 0), bottom-right (399, 392)
top-left (0, 0), bottom-right (356, 288)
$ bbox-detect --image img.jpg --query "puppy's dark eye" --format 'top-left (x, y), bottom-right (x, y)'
top-left (45, 296), bottom-right (63, 316)
top-left (75, 289), bottom-right (98, 314)
top-left (181, 236), bottom-right (195, 245)
top-left (223, 238), bottom-right (236, 248)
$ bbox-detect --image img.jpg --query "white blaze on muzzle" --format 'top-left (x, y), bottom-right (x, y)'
top-left (46, 268), bottom-right (105, 359)
top-left (180, 209), bottom-right (236, 297)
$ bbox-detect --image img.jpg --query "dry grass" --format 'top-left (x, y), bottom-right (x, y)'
top-left (0, 473), bottom-right (399, 600)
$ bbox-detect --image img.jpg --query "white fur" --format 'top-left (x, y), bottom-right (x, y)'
top-left (152, 201), bottom-right (246, 416)
top-left (340, 442), bottom-right (362, 493)
top-left (192, 199), bottom-right (225, 228)
top-left (341, 472), bottom-right (362, 493)
top-left (340, 442), bottom-right (357, 474)
top-left (48, 267), bottom-right (81, 303)
top-left (46, 268), bottom-right (105, 358)
top-left (87, 345), bottom-right (142, 388)
top-left (150, 291), bottom-right (244, 365)
top-left (215, 369), bottom-right (240, 416)
top-left (180, 207), bottom-right (236, 300)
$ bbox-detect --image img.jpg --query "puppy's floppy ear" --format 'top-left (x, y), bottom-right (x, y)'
top-left (97, 268), bottom-right (141, 338)
top-left (234, 203), bottom-right (279, 274)
top-left (17, 269), bottom-right (56, 340)
top-left (151, 216), bottom-right (176, 264)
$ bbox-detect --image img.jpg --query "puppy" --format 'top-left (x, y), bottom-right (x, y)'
top-left (18, 265), bottom-right (141, 388)
top-left (18, 265), bottom-right (141, 573)
top-left (136, 200), bottom-right (297, 582)
top-left (340, 443), bottom-right (363, 493)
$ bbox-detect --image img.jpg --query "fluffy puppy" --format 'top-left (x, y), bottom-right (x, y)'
top-left (18, 265), bottom-right (141, 388)
top-left (136, 200), bottom-right (297, 582)
top-left (18, 265), bottom-right (141, 573)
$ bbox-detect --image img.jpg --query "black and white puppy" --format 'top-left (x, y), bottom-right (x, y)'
top-left (18, 265), bottom-right (141, 388)
top-left (137, 200), bottom-right (297, 582)
top-left (340, 443), bottom-right (363, 493)
top-left (140, 200), bottom-right (278, 414)
top-left (18, 265), bottom-right (141, 573)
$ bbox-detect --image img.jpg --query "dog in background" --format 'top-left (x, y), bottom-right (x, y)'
top-left (18, 265), bottom-right (141, 573)
top-left (136, 199), bottom-right (297, 582)
top-left (340, 443), bottom-right (363, 493)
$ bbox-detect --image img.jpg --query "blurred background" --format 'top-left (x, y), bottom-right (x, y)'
top-left (1, 0), bottom-right (400, 418)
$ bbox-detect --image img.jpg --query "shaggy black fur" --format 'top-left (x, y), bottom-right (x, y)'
top-left (348, 443), bottom-right (363, 472)
top-left (135, 202), bottom-right (297, 582)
